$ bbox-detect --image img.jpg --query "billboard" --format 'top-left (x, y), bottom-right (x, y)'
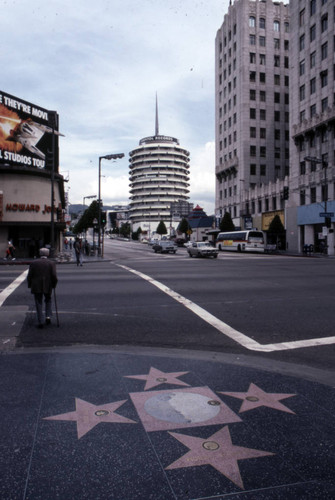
top-left (0, 91), bottom-right (62, 171)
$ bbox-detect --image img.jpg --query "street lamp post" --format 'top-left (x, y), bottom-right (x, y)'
top-left (98, 153), bottom-right (124, 256)
top-left (83, 194), bottom-right (97, 209)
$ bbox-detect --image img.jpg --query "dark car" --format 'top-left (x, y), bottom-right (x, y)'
top-left (152, 241), bottom-right (177, 254)
top-left (187, 241), bottom-right (219, 258)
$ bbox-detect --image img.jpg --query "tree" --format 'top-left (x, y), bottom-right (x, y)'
top-left (119, 222), bottom-right (131, 238)
top-left (156, 220), bottom-right (168, 236)
top-left (178, 218), bottom-right (190, 236)
top-left (73, 200), bottom-right (100, 235)
top-left (268, 214), bottom-right (285, 248)
top-left (220, 212), bottom-right (235, 232)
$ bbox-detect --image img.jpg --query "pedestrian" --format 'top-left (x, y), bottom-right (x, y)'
top-left (27, 247), bottom-right (58, 328)
top-left (3, 240), bottom-right (16, 260)
top-left (74, 237), bottom-right (83, 266)
top-left (64, 237), bottom-right (68, 250)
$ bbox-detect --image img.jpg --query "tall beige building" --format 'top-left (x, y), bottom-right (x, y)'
top-left (215, 0), bottom-right (290, 232)
top-left (287, 0), bottom-right (335, 254)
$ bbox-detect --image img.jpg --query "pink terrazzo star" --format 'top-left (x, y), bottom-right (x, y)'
top-left (44, 398), bottom-right (136, 439)
top-left (166, 425), bottom-right (274, 489)
top-left (124, 366), bottom-right (190, 390)
top-left (219, 383), bottom-right (296, 414)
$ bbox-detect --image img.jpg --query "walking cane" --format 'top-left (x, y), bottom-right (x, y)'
top-left (54, 288), bottom-right (60, 327)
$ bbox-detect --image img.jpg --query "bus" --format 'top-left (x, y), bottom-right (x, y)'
top-left (216, 230), bottom-right (265, 253)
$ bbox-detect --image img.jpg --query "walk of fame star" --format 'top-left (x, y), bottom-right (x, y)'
top-left (124, 366), bottom-right (190, 390)
top-left (44, 398), bottom-right (136, 439)
top-left (219, 382), bottom-right (296, 414)
top-left (166, 425), bottom-right (274, 489)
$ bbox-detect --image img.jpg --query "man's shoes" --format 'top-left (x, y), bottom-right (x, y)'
top-left (37, 324), bottom-right (44, 329)
top-left (46, 317), bottom-right (51, 325)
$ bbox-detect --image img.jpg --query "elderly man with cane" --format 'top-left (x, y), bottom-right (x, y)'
top-left (27, 247), bottom-right (58, 328)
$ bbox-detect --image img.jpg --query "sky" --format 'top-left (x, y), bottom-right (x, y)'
top-left (2, 0), bottom-right (231, 215)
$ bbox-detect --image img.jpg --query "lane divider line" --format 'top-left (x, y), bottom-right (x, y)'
top-left (0, 270), bottom-right (28, 308)
top-left (117, 264), bottom-right (335, 353)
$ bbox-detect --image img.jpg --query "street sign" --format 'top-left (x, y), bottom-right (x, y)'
top-left (320, 212), bottom-right (334, 217)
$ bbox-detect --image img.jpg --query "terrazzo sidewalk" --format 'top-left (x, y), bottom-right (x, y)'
top-left (1, 347), bottom-right (334, 499)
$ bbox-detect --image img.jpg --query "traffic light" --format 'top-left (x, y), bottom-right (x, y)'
top-left (283, 186), bottom-right (289, 200)
top-left (101, 211), bottom-right (107, 225)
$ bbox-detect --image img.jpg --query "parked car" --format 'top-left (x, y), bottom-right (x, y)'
top-left (152, 241), bottom-right (177, 254)
top-left (187, 241), bottom-right (219, 258)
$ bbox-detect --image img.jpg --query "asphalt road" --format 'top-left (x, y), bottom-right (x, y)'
top-left (1, 239), bottom-right (335, 375)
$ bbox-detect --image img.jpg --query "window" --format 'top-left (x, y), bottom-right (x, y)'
top-left (274, 92), bottom-right (280, 103)
top-left (322, 97), bottom-right (328, 111)
top-left (275, 129), bottom-right (280, 140)
top-left (249, 16), bottom-right (256, 28)
top-left (310, 187), bottom-right (316, 203)
top-left (250, 71), bottom-right (256, 82)
top-left (310, 51), bottom-right (316, 68)
top-left (250, 108), bottom-right (256, 119)
top-left (310, 103), bottom-right (316, 117)
top-left (275, 111), bottom-right (280, 121)
top-left (300, 60), bottom-right (305, 76)
top-left (260, 146), bottom-right (266, 157)
top-left (274, 74), bottom-right (280, 85)
top-left (299, 9), bottom-right (305, 27)
top-left (260, 165), bottom-right (266, 176)
top-left (284, 40), bottom-right (289, 51)
top-left (250, 89), bottom-right (256, 100)
top-left (310, 0), bottom-right (316, 16)
top-left (285, 22), bottom-right (289, 33)
top-left (260, 72), bottom-right (266, 83)
top-left (300, 84), bottom-right (305, 101)
top-left (321, 13), bottom-right (328, 33)
top-left (285, 76), bottom-right (289, 87)
top-left (259, 36), bottom-right (266, 47)
top-left (275, 147), bottom-right (280, 159)
top-left (300, 110), bottom-right (306, 123)
top-left (250, 52), bottom-right (256, 63)
top-left (321, 42), bottom-right (328, 60)
top-left (259, 18), bottom-right (265, 29)
top-left (260, 109), bottom-right (266, 120)
top-left (260, 128), bottom-right (266, 138)
top-left (300, 162), bottom-right (306, 175)
top-left (250, 164), bottom-right (256, 175)
top-left (274, 20), bottom-right (280, 32)
top-left (250, 34), bottom-right (256, 45)
top-left (250, 127), bottom-right (256, 138)
top-left (300, 34), bottom-right (305, 51)
top-left (321, 70), bottom-right (328, 88)
top-left (260, 54), bottom-right (266, 65)
top-left (274, 38), bottom-right (280, 49)
top-left (321, 128), bottom-right (328, 143)
top-left (285, 93), bottom-right (289, 105)
top-left (274, 55), bottom-right (280, 67)
top-left (285, 57), bottom-right (289, 69)
top-left (260, 91), bottom-right (266, 102)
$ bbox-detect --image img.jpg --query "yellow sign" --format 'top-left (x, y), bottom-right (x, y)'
top-left (262, 210), bottom-right (284, 231)
top-left (223, 240), bottom-right (233, 246)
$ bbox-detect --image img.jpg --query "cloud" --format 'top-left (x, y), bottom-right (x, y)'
top-left (2, 0), bottom-right (230, 215)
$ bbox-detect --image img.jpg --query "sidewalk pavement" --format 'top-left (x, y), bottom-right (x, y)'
top-left (1, 345), bottom-right (334, 499)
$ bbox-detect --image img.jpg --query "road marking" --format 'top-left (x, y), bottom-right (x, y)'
top-left (0, 270), bottom-right (28, 307)
top-left (117, 264), bottom-right (335, 353)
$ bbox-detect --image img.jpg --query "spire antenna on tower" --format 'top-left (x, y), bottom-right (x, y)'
top-left (155, 93), bottom-right (159, 136)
